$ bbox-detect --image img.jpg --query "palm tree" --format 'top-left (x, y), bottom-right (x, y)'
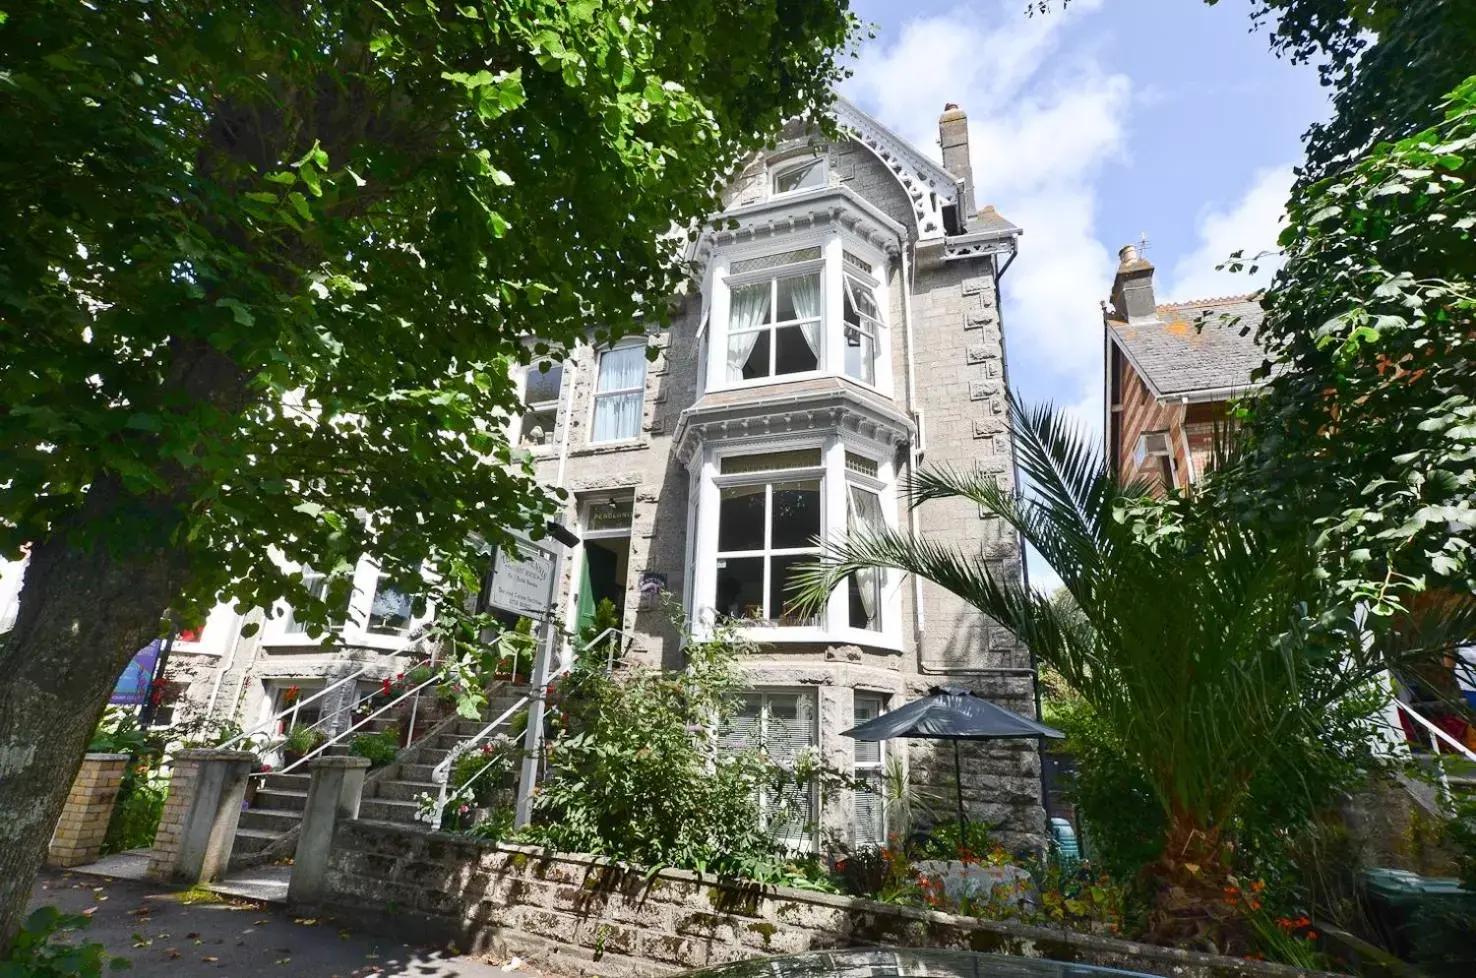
top-left (792, 395), bottom-right (1465, 946)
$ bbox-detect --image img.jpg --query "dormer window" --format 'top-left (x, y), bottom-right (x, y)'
top-left (771, 157), bottom-right (826, 196)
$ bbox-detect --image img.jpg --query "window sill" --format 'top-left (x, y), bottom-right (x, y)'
top-left (570, 438), bottom-right (650, 457)
top-left (260, 635), bottom-right (418, 655)
top-left (729, 624), bottom-right (904, 654)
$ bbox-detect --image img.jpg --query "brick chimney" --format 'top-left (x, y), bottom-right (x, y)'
top-left (938, 103), bottom-right (975, 226)
top-left (1110, 243), bottom-right (1157, 323)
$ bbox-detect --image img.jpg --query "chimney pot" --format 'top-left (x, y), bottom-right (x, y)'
top-left (1118, 244), bottom-right (1138, 265)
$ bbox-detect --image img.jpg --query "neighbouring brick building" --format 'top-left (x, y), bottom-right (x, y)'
top-left (1103, 244), bottom-right (1268, 490)
top-left (9, 98), bottom-right (1049, 852)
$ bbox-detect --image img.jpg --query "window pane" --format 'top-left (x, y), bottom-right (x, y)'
top-left (729, 281), bottom-right (772, 330)
top-left (720, 449), bottom-right (822, 475)
top-left (854, 696), bottom-right (884, 764)
top-left (592, 391), bottom-right (642, 442)
top-left (368, 575), bottom-right (414, 636)
top-left (847, 276), bottom-right (880, 321)
top-left (770, 554), bottom-right (819, 626)
top-left (770, 480), bottom-right (821, 549)
top-left (731, 328), bottom-right (770, 381)
top-left (524, 361), bottom-right (563, 404)
top-left (773, 159), bottom-right (825, 194)
top-left (585, 497), bottom-right (634, 533)
top-left (764, 694), bottom-right (813, 763)
top-left (285, 572), bottom-right (345, 634)
top-left (854, 772), bottom-right (885, 846)
top-left (776, 273), bottom-right (821, 323)
top-left (845, 452), bottom-right (879, 478)
top-left (715, 556), bottom-right (764, 620)
top-left (730, 247), bottom-right (821, 275)
top-left (845, 330), bottom-right (876, 386)
top-left (518, 408), bottom-right (557, 446)
top-left (597, 346), bottom-right (647, 392)
top-left (843, 250), bottom-right (874, 275)
top-left (774, 324), bottom-right (819, 375)
top-left (718, 485), bottom-right (766, 552)
top-left (720, 694), bottom-right (763, 753)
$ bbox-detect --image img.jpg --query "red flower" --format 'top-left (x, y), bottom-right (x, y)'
top-left (381, 678), bottom-right (392, 696)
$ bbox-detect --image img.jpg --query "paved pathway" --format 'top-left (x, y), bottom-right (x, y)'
top-left (28, 867), bottom-right (538, 978)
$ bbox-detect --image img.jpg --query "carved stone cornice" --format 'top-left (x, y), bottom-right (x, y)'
top-left (673, 379), bottom-right (915, 466)
top-left (696, 186), bottom-right (904, 264)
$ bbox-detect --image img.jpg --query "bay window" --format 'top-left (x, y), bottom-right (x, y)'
top-left (591, 345), bottom-right (647, 443)
top-left (708, 234), bottom-right (890, 395)
top-left (690, 435), bottom-right (900, 645)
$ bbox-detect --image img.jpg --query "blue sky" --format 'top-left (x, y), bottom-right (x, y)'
top-left (842, 0), bottom-right (1331, 589)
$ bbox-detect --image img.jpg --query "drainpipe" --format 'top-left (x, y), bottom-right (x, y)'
top-left (899, 241), bottom-right (926, 654)
top-left (203, 610), bottom-right (242, 719)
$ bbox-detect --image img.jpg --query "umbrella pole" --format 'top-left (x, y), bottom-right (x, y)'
top-left (952, 739), bottom-right (967, 833)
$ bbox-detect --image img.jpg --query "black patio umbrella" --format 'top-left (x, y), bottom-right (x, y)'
top-left (841, 685), bottom-right (1064, 832)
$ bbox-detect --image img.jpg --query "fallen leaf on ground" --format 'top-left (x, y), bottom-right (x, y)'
top-left (202, 956), bottom-right (219, 963)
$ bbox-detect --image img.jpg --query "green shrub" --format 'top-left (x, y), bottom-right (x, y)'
top-left (913, 818), bottom-right (997, 861)
top-left (349, 726), bottom-right (401, 766)
top-left (522, 617), bottom-right (838, 882)
top-left (0, 906), bottom-right (130, 977)
top-left (100, 770), bottom-right (168, 856)
top-left (450, 741), bottom-right (514, 806)
top-left (281, 724), bottom-right (325, 757)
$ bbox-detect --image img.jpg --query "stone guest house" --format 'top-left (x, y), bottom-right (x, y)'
top-left (5, 101), bottom-right (1048, 851)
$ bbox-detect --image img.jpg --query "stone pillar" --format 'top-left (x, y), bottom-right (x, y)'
top-left (288, 755), bottom-right (370, 907)
top-left (148, 748), bottom-right (256, 884)
top-left (48, 753), bottom-right (130, 867)
top-left (817, 686), bottom-right (855, 850)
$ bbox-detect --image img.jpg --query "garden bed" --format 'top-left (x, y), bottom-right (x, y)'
top-left (306, 819), bottom-right (1351, 978)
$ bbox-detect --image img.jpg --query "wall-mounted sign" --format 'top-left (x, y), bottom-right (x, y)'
top-left (485, 539), bottom-right (560, 619)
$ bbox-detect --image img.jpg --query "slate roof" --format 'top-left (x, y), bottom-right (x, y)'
top-left (974, 205), bottom-right (1021, 236)
top-left (1108, 296), bottom-right (1269, 397)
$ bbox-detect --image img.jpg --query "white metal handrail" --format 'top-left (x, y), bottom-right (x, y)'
top-left (254, 673), bottom-right (442, 778)
top-left (1396, 699), bottom-right (1476, 763)
top-left (422, 695), bottom-right (529, 826)
top-left (218, 666), bottom-right (370, 751)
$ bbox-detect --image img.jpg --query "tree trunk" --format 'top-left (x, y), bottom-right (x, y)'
top-left (0, 486), bottom-right (189, 954)
top-left (1143, 813), bottom-right (1247, 953)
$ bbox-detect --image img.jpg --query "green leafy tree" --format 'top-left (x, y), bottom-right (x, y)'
top-left (792, 398), bottom-right (1466, 950)
top-left (0, 0), bottom-right (856, 949)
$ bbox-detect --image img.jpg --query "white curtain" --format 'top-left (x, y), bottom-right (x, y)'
top-left (592, 346), bottom-right (647, 442)
top-left (847, 486), bottom-right (883, 627)
top-left (727, 282), bottom-right (770, 379)
top-left (786, 273), bottom-right (821, 358)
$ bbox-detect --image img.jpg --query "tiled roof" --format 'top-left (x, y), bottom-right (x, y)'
top-left (1108, 296), bottom-right (1269, 397)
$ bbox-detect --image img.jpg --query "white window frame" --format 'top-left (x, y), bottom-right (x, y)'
top-left (704, 231), bottom-right (892, 398)
top-left (589, 342), bottom-right (648, 445)
top-left (265, 555), bottom-right (431, 651)
top-left (688, 434), bottom-right (901, 649)
top-left (514, 357), bottom-right (565, 450)
top-left (721, 259), bottom-right (825, 386)
top-left (769, 156), bottom-right (826, 197)
top-left (712, 449), bottom-right (826, 629)
top-left (853, 692), bottom-right (888, 846)
top-left (842, 269), bottom-right (886, 388)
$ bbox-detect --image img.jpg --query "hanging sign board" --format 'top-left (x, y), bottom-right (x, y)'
top-left (485, 537), bottom-right (560, 619)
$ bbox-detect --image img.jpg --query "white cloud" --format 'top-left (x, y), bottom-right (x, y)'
top-left (1165, 164), bottom-right (1294, 302)
top-left (846, 0), bottom-right (1127, 398)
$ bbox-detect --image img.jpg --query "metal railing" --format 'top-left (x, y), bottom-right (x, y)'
top-left (420, 628), bottom-right (627, 827)
top-left (253, 672), bottom-right (442, 778)
top-left (1394, 699), bottom-right (1476, 804)
top-left (421, 694), bottom-right (530, 826)
top-left (218, 666), bottom-right (370, 751)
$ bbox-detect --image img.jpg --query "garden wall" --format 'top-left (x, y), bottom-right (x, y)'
top-left (310, 821), bottom-right (1347, 978)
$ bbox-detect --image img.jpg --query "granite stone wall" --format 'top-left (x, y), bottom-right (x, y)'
top-left (312, 820), bottom-right (1342, 978)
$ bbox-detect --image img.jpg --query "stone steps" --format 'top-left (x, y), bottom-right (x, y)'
top-left (229, 693), bottom-right (529, 865)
